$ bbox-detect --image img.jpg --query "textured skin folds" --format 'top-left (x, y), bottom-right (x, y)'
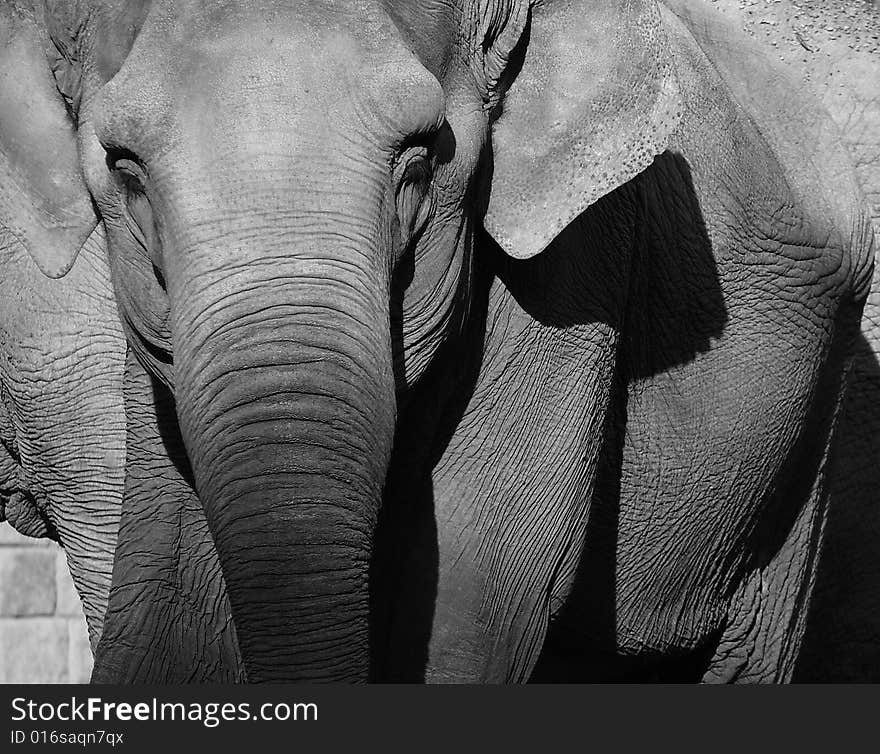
top-left (2, 0), bottom-right (873, 683)
top-left (87, 0), bottom-right (439, 682)
top-left (0, 2), bottom-right (131, 645)
top-left (664, 0), bottom-right (880, 683)
top-left (534, 2), bottom-right (871, 681)
top-left (740, 0), bottom-right (880, 682)
top-left (92, 351), bottom-right (241, 683)
top-left (484, 0), bottom-right (682, 259)
top-left (0, 224), bottom-right (125, 645)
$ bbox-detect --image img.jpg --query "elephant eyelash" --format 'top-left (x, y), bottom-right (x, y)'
top-left (393, 141), bottom-right (430, 167)
top-left (105, 147), bottom-right (148, 194)
top-left (105, 147), bottom-right (163, 275)
top-left (394, 148), bottom-right (434, 242)
top-left (399, 152), bottom-right (432, 188)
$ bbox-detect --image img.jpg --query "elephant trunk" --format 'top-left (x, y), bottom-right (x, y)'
top-left (170, 236), bottom-right (396, 682)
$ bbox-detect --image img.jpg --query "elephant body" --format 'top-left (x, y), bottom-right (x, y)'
top-left (799, 264), bottom-right (880, 681)
top-left (716, 0), bottom-right (880, 683)
top-left (685, 0), bottom-right (880, 682)
top-left (0, 0), bottom-right (874, 682)
top-left (386, 1), bottom-right (872, 683)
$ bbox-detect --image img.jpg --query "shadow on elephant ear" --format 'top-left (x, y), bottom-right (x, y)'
top-left (493, 151), bottom-right (728, 377)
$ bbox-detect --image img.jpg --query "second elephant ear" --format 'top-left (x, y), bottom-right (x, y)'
top-left (0, 5), bottom-right (96, 278)
top-left (484, 0), bottom-right (681, 260)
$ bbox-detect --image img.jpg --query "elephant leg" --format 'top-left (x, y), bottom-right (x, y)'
top-left (92, 350), bottom-right (243, 682)
top-left (702, 450), bottom-right (830, 683)
top-left (796, 315), bottom-right (880, 680)
top-left (704, 306), bottom-right (863, 683)
top-left (419, 352), bottom-right (613, 685)
top-left (385, 203), bottom-right (637, 683)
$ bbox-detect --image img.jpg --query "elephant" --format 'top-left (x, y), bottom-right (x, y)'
top-left (0, 1), bottom-right (128, 648)
top-left (0, 0), bottom-right (238, 676)
top-left (711, 0), bottom-right (880, 682)
top-left (694, 0), bottom-right (880, 682)
top-left (798, 259), bottom-right (880, 682)
top-left (3, 0), bottom-right (873, 683)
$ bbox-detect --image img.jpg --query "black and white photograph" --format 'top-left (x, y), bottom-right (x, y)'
top-left (0, 0), bottom-right (879, 726)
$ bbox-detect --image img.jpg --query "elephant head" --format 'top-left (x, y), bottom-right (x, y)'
top-left (9, 0), bottom-right (681, 681)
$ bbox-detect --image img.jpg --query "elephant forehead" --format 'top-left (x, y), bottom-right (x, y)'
top-left (96, 0), bottom-right (445, 146)
top-left (145, 0), bottom-right (437, 58)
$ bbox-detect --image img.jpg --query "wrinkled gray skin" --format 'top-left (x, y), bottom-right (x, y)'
top-left (1, 0), bottom-right (236, 672)
top-left (0, 228), bottom-right (124, 648)
top-left (0, 2), bottom-right (127, 647)
top-left (5, 0), bottom-right (872, 683)
top-left (707, 0), bottom-right (880, 681)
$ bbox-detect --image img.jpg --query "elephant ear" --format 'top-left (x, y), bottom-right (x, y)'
top-left (0, 4), bottom-right (96, 278)
top-left (483, 0), bottom-right (682, 260)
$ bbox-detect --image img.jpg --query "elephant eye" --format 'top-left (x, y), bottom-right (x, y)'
top-left (394, 148), bottom-right (434, 243)
top-left (105, 148), bottom-right (163, 280)
top-left (106, 147), bottom-right (147, 194)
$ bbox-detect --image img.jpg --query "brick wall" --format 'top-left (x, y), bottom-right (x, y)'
top-left (0, 522), bottom-right (93, 683)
